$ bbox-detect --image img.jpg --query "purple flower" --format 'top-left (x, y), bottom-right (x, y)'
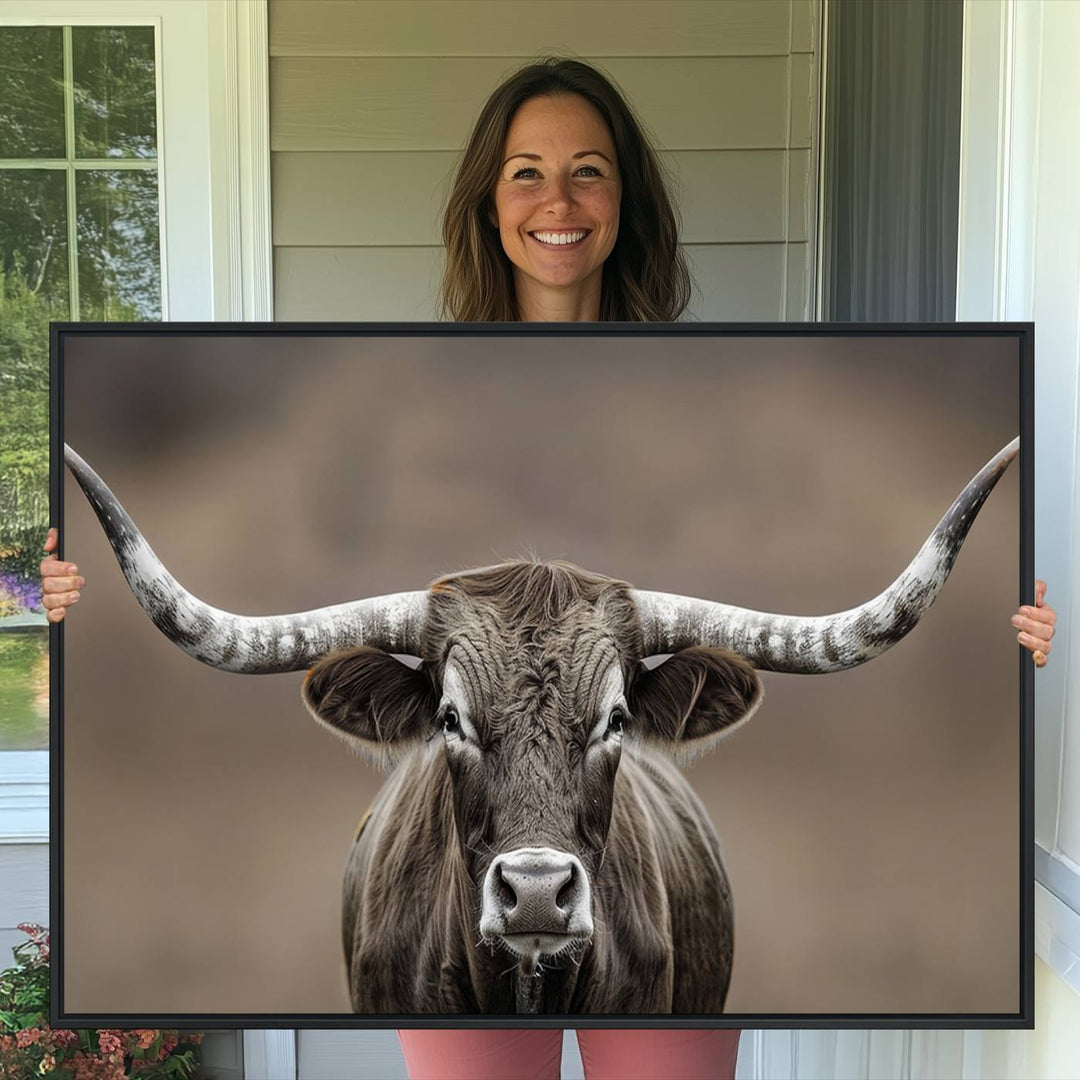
top-left (0, 570), bottom-right (42, 612)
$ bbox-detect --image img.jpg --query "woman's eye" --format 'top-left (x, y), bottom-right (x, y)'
top-left (442, 707), bottom-right (461, 735)
top-left (509, 166), bottom-right (603, 180)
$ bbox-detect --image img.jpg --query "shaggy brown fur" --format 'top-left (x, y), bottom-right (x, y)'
top-left (302, 560), bottom-right (763, 1014)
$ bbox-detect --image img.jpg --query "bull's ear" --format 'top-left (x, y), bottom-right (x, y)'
top-left (627, 647), bottom-right (763, 767)
top-left (302, 646), bottom-right (438, 770)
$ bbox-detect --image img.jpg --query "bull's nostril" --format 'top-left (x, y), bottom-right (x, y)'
top-left (555, 864), bottom-right (577, 911)
top-left (495, 866), bottom-right (516, 910)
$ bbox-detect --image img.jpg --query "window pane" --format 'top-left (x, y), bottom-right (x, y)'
top-left (0, 168), bottom-right (59, 752)
top-left (1, 26), bottom-right (164, 754)
top-left (0, 169), bottom-right (70, 311)
top-left (76, 169), bottom-right (161, 319)
top-left (73, 26), bottom-right (157, 159)
top-left (0, 27), bottom-right (66, 158)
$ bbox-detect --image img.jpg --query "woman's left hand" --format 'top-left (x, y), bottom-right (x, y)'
top-left (1011, 580), bottom-right (1056, 667)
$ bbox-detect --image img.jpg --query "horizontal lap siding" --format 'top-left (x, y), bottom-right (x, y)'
top-left (269, 0), bottom-right (819, 322)
top-left (0, 845), bottom-right (49, 962)
top-left (272, 57), bottom-right (792, 151)
top-left (273, 150), bottom-right (810, 245)
top-left (270, 1), bottom-right (800, 57)
top-left (275, 243), bottom-right (798, 322)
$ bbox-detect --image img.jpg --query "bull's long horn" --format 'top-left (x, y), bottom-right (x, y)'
top-left (64, 445), bottom-right (428, 672)
top-left (632, 437), bottom-right (1019, 673)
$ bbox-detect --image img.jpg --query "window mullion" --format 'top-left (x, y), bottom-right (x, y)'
top-left (62, 24), bottom-right (78, 319)
top-left (0, 161), bottom-right (156, 169)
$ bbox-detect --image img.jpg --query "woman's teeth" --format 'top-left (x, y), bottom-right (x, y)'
top-left (531, 231), bottom-right (587, 246)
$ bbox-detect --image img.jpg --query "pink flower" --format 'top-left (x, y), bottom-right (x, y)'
top-left (70, 1052), bottom-right (126, 1080)
top-left (96, 1031), bottom-right (125, 1063)
top-left (134, 1030), bottom-right (157, 1051)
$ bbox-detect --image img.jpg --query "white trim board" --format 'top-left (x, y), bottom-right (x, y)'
top-left (1036, 880), bottom-right (1080, 997)
top-left (0, 753), bottom-right (48, 844)
top-left (206, 0), bottom-right (274, 320)
top-left (243, 1031), bottom-right (296, 1080)
top-left (956, 0), bottom-right (1080, 990)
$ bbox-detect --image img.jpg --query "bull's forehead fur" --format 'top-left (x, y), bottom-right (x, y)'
top-left (421, 561), bottom-right (644, 732)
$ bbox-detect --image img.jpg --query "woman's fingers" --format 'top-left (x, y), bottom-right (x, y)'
top-left (1018, 602), bottom-right (1056, 627)
top-left (1011, 612), bottom-right (1054, 639)
top-left (41, 555), bottom-right (79, 579)
top-left (40, 528), bottom-right (83, 622)
top-left (1016, 630), bottom-right (1052, 656)
top-left (1012, 582), bottom-right (1056, 667)
top-left (42, 575), bottom-right (84, 593)
top-left (42, 590), bottom-right (80, 610)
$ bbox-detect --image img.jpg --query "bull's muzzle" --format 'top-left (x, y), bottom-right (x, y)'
top-left (479, 847), bottom-right (593, 957)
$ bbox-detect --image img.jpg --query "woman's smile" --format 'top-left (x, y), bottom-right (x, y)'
top-left (528, 229), bottom-right (592, 248)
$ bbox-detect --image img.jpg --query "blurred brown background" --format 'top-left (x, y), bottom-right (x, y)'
top-left (61, 331), bottom-right (1020, 1017)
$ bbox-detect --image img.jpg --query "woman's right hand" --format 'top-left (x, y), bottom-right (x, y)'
top-left (40, 527), bottom-right (84, 623)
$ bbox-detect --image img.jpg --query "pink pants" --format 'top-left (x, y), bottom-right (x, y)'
top-left (397, 1028), bottom-right (741, 1080)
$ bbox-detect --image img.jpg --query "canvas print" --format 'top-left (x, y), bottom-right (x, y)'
top-left (55, 327), bottom-right (1027, 1025)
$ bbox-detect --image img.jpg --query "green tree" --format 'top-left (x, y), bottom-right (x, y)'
top-left (0, 25), bottom-right (160, 324)
top-left (0, 24), bottom-right (158, 576)
top-left (0, 263), bottom-right (53, 571)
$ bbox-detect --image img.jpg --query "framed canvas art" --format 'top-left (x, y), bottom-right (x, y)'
top-left (51, 323), bottom-right (1033, 1029)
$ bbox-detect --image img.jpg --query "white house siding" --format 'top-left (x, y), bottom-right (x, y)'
top-left (0, 845), bottom-right (49, 963)
top-left (268, 0), bottom-right (820, 322)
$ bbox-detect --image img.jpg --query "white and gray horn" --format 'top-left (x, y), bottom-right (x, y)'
top-left (632, 437), bottom-right (1019, 673)
top-left (64, 445), bottom-right (428, 673)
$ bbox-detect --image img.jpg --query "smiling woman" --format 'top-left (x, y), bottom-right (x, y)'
top-left (439, 57), bottom-right (691, 324)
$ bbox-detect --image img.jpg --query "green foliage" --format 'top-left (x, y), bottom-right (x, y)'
top-left (0, 634), bottom-right (48, 750)
top-left (0, 262), bottom-right (52, 553)
top-left (0, 926), bottom-right (205, 1080)
top-left (1, 23), bottom-right (163, 564)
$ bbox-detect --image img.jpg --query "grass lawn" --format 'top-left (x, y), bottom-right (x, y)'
top-left (0, 629), bottom-right (48, 749)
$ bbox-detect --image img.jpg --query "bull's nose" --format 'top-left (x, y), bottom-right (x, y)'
top-left (480, 847), bottom-right (593, 948)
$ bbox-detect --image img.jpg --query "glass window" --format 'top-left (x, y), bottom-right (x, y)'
top-left (0, 24), bottom-right (161, 750)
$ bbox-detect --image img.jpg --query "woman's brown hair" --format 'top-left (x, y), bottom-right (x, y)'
top-left (439, 57), bottom-right (692, 322)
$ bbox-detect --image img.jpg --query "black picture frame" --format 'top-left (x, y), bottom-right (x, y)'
top-left (50, 321), bottom-right (1034, 1030)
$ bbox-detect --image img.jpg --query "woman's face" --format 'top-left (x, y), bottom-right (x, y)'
top-left (491, 93), bottom-right (621, 297)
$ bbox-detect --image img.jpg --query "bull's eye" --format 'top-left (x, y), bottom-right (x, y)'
top-left (442, 707), bottom-right (461, 735)
top-left (605, 706), bottom-right (626, 739)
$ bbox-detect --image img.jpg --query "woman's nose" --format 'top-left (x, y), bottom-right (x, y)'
top-left (542, 174), bottom-right (576, 215)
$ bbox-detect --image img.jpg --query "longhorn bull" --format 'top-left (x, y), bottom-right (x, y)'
top-left (64, 438), bottom-right (1018, 1013)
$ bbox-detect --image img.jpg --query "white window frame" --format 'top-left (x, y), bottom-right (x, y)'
top-left (0, 0), bottom-right (271, 854)
top-left (0, 7), bottom-right (271, 1074)
top-left (957, 0), bottom-right (1080, 996)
